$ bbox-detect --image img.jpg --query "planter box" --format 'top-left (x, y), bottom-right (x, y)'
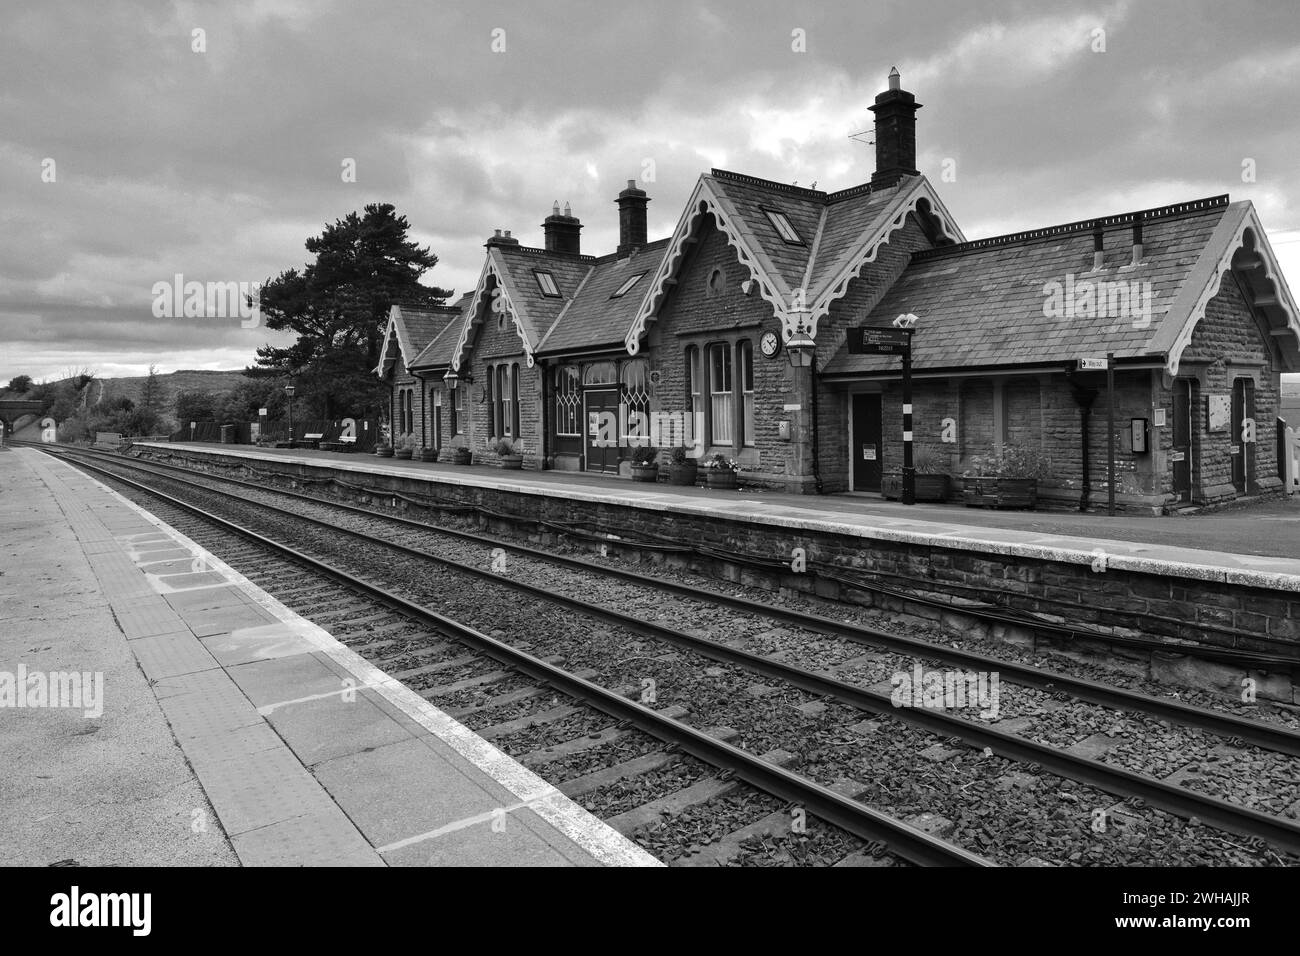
top-left (630, 464), bottom-right (659, 483)
top-left (452, 450), bottom-right (472, 465)
top-left (394, 448), bottom-right (413, 460)
top-left (962, 477), bottom-right (1038, 509)
top-left (881, 472), bottom-right (952, 502)
top-left (419, 449), bottom-right (438, 462)
top-left (667, 463), bottom-right (698, 487)
top-left (705, 470), bottom-right (737, 490)
top-left (498, 455), bottom-right (523, 470)
top-left (376, 447), bottom-right (394, 458)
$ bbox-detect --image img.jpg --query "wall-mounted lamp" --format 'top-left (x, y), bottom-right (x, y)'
top-left (786, 330), bottom-right (816, 368)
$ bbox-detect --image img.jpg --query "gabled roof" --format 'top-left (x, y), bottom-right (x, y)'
top-left (624, 170), bottom-right (964, 354)
top-left (407, 292), bottom-right (473, 371)
top-left (446, 244), bottom-right (593, 372)
top-left (821, 196), bottom-right (1300, 377)
top-left (536, 239), bottom-right (671, 355)
top-left (376, 302), bottom-right (460, 376)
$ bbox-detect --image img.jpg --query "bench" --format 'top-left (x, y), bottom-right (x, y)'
top-left (337, 435), bottom-right (357, 452)
top-left (302, 431), bottom-right (324, 450)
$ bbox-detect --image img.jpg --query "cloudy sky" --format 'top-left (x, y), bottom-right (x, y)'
top-left (3, 0), bottom-right (1299, 383)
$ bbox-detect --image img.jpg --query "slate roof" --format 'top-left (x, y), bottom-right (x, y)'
top-left (407, 293), bottom-right (473, 370)
top-left (822, 196), bottom-right (1236, 376)
top-left (536, 239), bottom-right (671, 355)
top-left (377, 301), bottom-right (462, 374)
top-left (490, 245), bottom-right (595, 355)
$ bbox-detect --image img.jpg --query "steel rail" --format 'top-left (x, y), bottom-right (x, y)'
top-left (57, 447), bottom-right (1300, 857)
top-left (40, 443), bottom-right (1300, 757)
top-left (58, 448), bottom-right (989, 866)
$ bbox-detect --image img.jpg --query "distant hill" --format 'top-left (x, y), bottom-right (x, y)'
top-left (83, 369), bottom-right (251, 410)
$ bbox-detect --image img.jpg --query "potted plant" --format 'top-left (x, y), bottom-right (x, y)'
top-left (377, 442), bottom-right (395, 458)
top-left (881, 447), bottom-right (953, 502)
top-left (452, 445), bottom-right (472, 465)
top-left (419, 445), bottom-right (438, 462)
top-left (394, 435), bottom-right (413, 460)
top-left (493, 437), bottom-right (523, 470)
top-left (667, 446), bottom-right (698, 486)
top-left (961, 443), bottom-right (1051, 509)
top-left (702, 453), bottom-right (739, 490)
top-left (629, 445), bottom-right (659, 482)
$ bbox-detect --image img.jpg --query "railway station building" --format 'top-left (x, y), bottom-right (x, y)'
top-left (379, 71), bottom-right (1300, 511)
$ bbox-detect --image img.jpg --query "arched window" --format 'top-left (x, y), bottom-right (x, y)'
top-left (584, 361), bottom-right (617, 386)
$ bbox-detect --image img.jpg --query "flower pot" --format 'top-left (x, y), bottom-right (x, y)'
top-left (962, 476), bottom-right (1037, 509)
top-left (419, 448), bottom-right (438, 462)
top-left (705, 469), bottom-right (737, 490)
top-left (394, 448), bottom-right (413, 460)
top-left (667, 463), bottom-right (698, 487)
top-left (881, 472), bottom-right (951, 502)
top-left (377, 446), bottom-right (394, 458)
top-left (453, 448), bottom-right (472, 465)
top-left (630, 463), bottom-right (659, 483)
top-left (498, 455), bottom-right (523, 470)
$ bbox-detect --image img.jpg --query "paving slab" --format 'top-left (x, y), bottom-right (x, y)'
top-left (4, 447), bottom-right (658, 867)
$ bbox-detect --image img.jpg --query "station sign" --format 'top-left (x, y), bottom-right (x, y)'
top-left (847, 327), bottom-right (913, 355)
top-left (1078, 357), bottom-right (1109, 370)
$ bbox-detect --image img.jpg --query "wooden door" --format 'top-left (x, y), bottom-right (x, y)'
top-left (851, 393), bottom-right (883, 491)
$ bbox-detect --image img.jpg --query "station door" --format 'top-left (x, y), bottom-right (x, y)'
top-left (851, 394), bottom-right (883, 492)
top-left (584, 387), bottom-right (621, 474)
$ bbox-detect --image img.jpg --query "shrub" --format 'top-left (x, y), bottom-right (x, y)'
top-left (669, 446), bottom-right (694, 465)
top-left (631, 445), bottom-right (658, 465)
top-left (961, 443), bottom-right (1053, 479)
top-left (492, 437), bottom-right (517, 456)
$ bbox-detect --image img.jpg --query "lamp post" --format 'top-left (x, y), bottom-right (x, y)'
top-left (284, 384), bottom-right (295, 445)
top-left (892, 313), bottom-right (918, 506)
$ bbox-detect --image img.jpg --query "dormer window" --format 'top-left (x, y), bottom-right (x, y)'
top-left (762, 208), bottom-right (804, 245)
top-left (611, 272), bottom-right (646, 299)
top-left (534, 271), bottom-right (561, 297)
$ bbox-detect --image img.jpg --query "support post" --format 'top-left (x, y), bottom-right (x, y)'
top-left (1107, 352), bottom-right (1115, 516)
top-left (902, 335), bottom-right (914, 506)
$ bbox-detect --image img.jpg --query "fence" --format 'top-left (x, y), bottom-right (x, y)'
top-left (170, 418), bottom-right (379, 452)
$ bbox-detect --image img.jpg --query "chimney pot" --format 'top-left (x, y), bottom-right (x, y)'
top-left (616, 178), bottom-right (650, 256)
top-left (563, 202), bottom-right (572, 217)
top-left (542, 203), bottom-right (582, 255)
top-left (1131, 218), bottom-right (1144, 266)
top-left (1092, 225), bottom-right (1105, 272)
top-left (869, 70), bottom-right (921, 188)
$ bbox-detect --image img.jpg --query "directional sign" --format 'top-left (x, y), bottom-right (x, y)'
top-left (1078, 357), bottom-right (1109, 370)
top-left (847, 327), bottom-right (913, 355)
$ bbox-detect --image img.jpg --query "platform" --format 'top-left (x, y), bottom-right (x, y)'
top-left (137, 442), bottom-right (1300, 586)
top-left (0, 447), bottom-right (659, 867)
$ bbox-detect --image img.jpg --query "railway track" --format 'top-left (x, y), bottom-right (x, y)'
top-left (35, 443), bottom-right (1300, 865)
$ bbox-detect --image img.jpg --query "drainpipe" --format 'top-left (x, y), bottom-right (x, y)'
top-left (810, 356), bottom-right (824, 495)
top-left (1069, 379), bottom-right (1098, 512)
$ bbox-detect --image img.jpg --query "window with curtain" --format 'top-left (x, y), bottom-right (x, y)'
top-left (511, 363), bottom-right (520, 438)
top-left (708, 342), bottom-right (733, 445)
top-left (452, 386), bottom-right (464, 434)
top-left (555, 366), bottom-right (580, 436)
top-left (499, 365), bottom-right (512, 438)
top-left (739, 340), bottom-right (754, 447)
top-left (686, 346), bottom-right (702, 445)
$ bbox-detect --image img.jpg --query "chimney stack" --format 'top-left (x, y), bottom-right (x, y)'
top-left (616, 179), bottom-right (650, 256)
top-left (1092, 225), bottom-right (1105, 272)
top-left (485, 228), bottom-right (520, 248)
top-left (869, 67), bottom-right (921, 188)
top-left (1131, 218), bottom-right (1144, 267)
top-left (543, 201), bottom-right (582, 255)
